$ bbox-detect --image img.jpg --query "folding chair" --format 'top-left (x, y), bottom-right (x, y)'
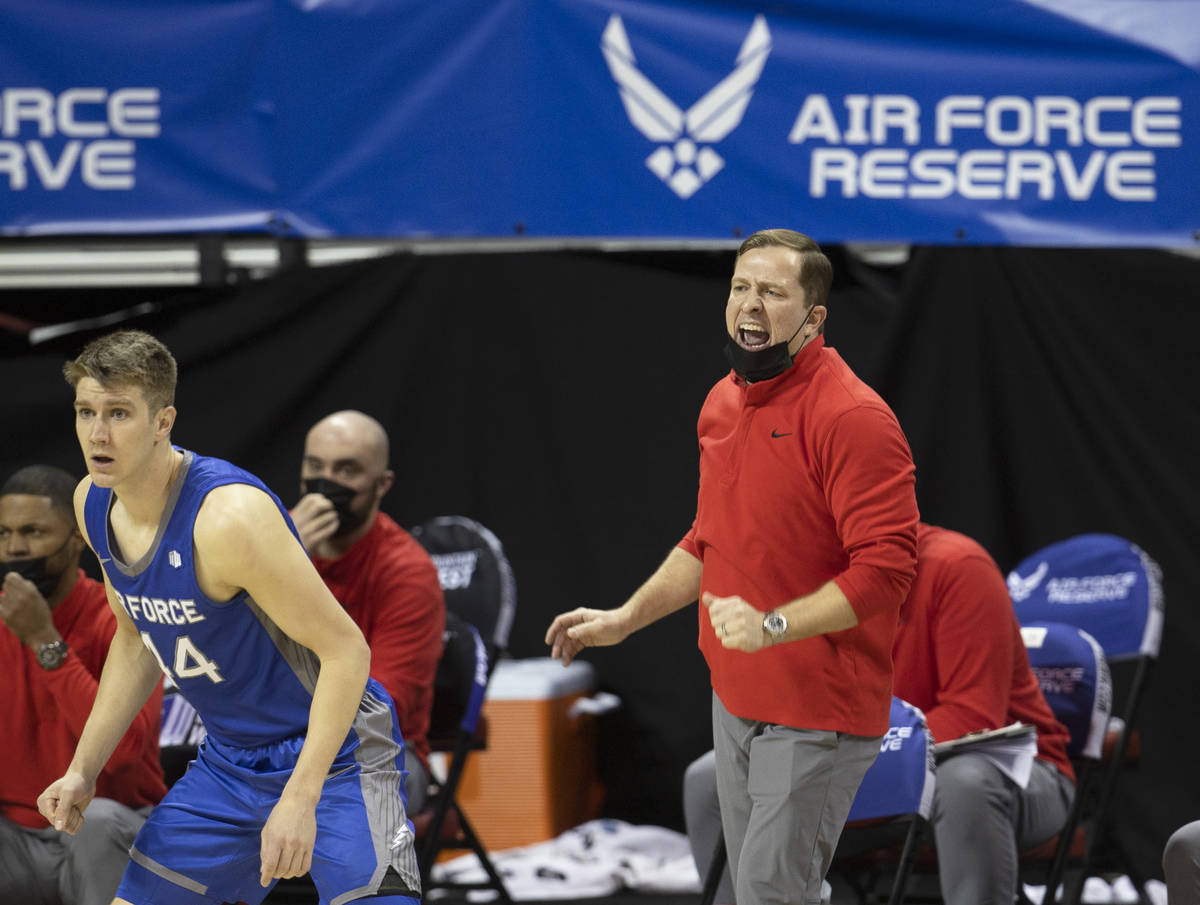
top-left (411, 515), bottom-right (517, 677)
top-left (415, 611), bottom-right (514, 903)
top-left (1008, 534), bottom-right (1162, 905)
top-left (1018, 621), bottom-right (1113, 904)
top-left (700, 697), bottom-right (936, 905)
top-left (832, 697), bottom-right (937, 905)
top-left (409, 516), bottom-right (518, 902)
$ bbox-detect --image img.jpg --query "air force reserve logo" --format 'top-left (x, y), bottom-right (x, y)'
top-left (1007, 561), bottom-right (1048, 602)
top-left (601, 14), bottom-right (771, 199)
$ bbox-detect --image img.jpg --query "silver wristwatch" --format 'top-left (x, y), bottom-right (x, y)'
top-left (36, 640), bottom-right (69, 671)
top-left (762, 610), bottom-right (788, 640)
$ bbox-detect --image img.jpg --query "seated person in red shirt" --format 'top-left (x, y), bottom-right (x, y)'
top-left (685, 522), bottom-right (1075, 905)
top-left (291, 410), bottom-right (445, 813)
top-left (0, 465), bottom-right (166, 905)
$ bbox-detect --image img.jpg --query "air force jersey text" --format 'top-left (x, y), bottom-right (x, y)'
top-left (85, 450), bottom-right (328, 747)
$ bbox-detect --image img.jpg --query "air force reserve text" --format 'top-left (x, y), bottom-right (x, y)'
top-left (790, 94), bottom-right (1181, 201)
top-left (0, 87), bottom-right (160, 190)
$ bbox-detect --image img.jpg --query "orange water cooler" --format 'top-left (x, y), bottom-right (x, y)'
top-left (451, 658), bottom-right (611, 851)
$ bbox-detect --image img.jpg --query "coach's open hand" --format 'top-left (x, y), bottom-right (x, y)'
top-left (545, 607), bottom-right (630, 667)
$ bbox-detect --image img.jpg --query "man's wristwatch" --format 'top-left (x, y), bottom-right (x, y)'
top-left (36, 640), bottom-right (69, 671)
top-left (762, 610), bottom-right (788, 642)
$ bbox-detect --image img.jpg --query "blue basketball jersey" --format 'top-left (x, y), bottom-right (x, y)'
top-left (89, 450), bottom-right (421, 903)
top-left (85, 449), bottom-right (325, 747)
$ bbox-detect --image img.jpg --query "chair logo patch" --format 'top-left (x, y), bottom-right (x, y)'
top-left (432, 550), bottom-right (479, 590)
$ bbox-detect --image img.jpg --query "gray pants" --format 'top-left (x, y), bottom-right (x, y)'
top-left (1163, 820), bottom-right (1200, 905)
top-left (931, 753), bottom-right (1074, 905)
top-left (712, 693), bottom-right (881, 905)
top-left (0, 798), bottom-right (149, 905)
top-left (685, 749), bottom-right (735, 904)
top-left (406, 754), bottom-right (430, 816)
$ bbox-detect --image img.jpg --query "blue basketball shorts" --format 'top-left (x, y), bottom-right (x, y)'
top-left (116, 694), bottom-right (418, 905)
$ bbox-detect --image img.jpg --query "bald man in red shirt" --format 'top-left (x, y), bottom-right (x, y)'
top-left (293, 410), bottom-right (444, 814)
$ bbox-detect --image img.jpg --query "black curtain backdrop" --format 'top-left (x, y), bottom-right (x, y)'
top-left (2, 246), bottom-right (1197, 878)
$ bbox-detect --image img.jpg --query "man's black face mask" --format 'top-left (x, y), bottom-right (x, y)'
top-left (0, 534), bottom-right (74, 599)
top-left (302, 477), bottom-right (368, 537)
top-left (723, 336), bottom-right (797, 383)
top-left (723, 311), bottom-right (811, 383)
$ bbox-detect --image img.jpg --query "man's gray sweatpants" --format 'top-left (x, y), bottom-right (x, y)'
top-left (712, 693), bottom-right (881, 905)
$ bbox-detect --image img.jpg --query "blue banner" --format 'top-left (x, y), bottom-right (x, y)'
top-left (2, 0), bottom-right (1197, 244)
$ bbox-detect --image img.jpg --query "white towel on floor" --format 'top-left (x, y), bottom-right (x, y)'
top-left (429, 818), bottom-right (701, 901)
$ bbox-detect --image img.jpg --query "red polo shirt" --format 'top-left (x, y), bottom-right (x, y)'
top-left (893, 524), bottom-right (1074, 781)
top-left (680, 337), bottom-right (919, 736)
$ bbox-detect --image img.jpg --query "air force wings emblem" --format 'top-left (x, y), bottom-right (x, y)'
top-left (601, 14), bottom-right (771, 199)
top-left (1007, 561), bottom-right (1049, 602)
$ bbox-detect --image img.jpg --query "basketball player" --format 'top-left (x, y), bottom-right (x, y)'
top-left (38, 330), bottom-right (421, 905)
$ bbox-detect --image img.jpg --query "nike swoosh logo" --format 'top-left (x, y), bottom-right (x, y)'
top-left (99, 557), bottom-right (111, 564)
top-left (771, 430), bottom-right (792, 438)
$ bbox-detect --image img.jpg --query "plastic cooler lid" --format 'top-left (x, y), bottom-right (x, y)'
top-left (485, 657), bottom-right (597, 700)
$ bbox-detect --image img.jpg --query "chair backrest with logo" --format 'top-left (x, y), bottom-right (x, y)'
top-left (1021, 621), bottom-right (1112, 761)
top-left (428, 611), bottom-right (489, 748)
top-left (848, 696), bottom-right (936, 824)
top-left (411, 515), bottom-right (516, 673)
top-left (1007, 533), bottom-right (1163, 663)
top-left (1018, 621), bottom-right (1114, 903)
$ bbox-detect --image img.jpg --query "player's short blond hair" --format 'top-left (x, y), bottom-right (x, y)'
top-left (63, 330), bottom-right (177, 413)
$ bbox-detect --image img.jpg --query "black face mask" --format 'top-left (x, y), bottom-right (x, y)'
top-left (1, 534), bottom-right (74, 599)
top-left (302, 477), bottom-right (368, 537)
top-left (723, 313), bottom-right (811, 383)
